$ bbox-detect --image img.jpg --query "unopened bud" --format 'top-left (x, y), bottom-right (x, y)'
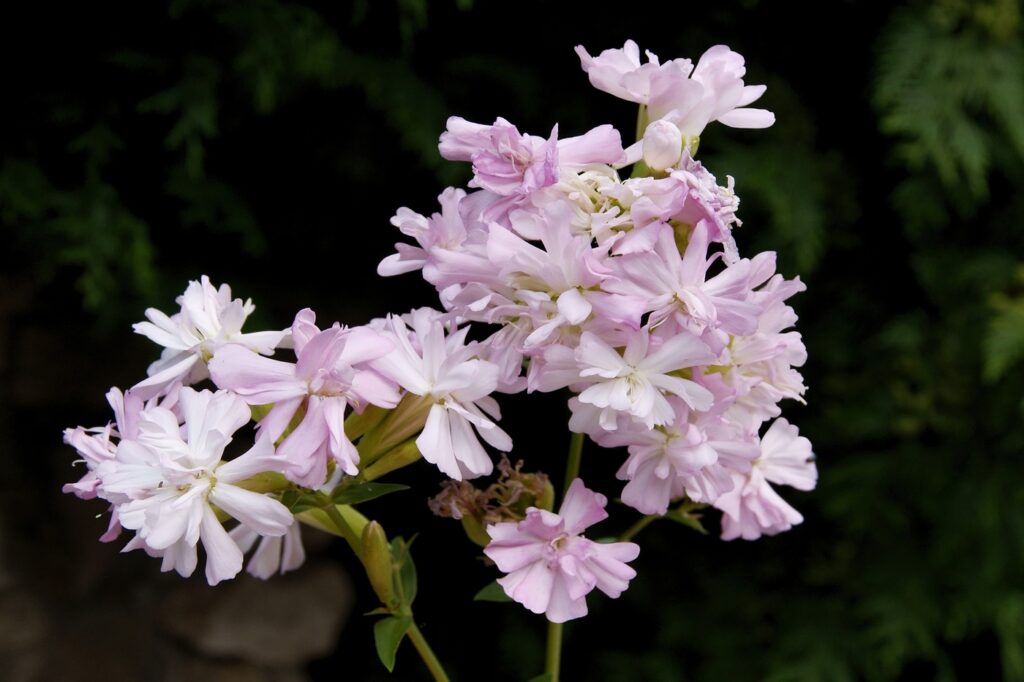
top-left (642, 120), bottom-right (683, 171)
top-left (361, 521), bottom-right (395, 605)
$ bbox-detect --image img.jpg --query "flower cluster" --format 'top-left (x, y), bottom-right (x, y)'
top-left (65, 278), bottom-right (515, 586)
top-left (64, 40), bottom-right (816, 635)
top-left (383, 40), bottom-right (816, 544)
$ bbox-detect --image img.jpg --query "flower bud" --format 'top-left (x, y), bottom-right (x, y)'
top-left (357, 395), bottom-right (432, 463)
top-left (642, 119), bottom-right (683, 171)
top-left (362, 439), bottom-right (422, 481)
top-left (361, 521), bottom-right (396, 605)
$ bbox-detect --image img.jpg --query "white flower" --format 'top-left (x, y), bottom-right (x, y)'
top-left (373, 308), bottom-right (512, 480)
top-left (100, 387), bottom-right (293, 584)
top-left (132, 276), bottom-right (287, 399)
top-left (713, 418), bottom-right (817, 540)
top-left (538, 330), bottom-right (716, 431)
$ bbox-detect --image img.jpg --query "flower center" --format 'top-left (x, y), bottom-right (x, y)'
top-left (549, 532), bottom-right (570, 551)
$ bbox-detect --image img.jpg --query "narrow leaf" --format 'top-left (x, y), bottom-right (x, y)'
top-left (331, 482), bottom-right (409, 505)
top-left (665, 509), bottom-right (708, 535)
top-left (374, 615), bottom-right (411, 672)
top-left (278, 489), bottom-right (324, 514)
top-left (473, 581), bottom-right (512, 603)
top-left (391, 537), bottom-right (418, 606)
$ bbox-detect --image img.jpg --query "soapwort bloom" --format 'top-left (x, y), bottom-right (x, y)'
top-left (131, 276), bottom-right (287, 400)
top-left (63, 42), bottom-right (816, 668)
top-left (576, 40), bottom-right (774, 140)
top-left (209, 308), bottom-right (400, 488)
top-left (713, 418), bottom-right (817, 540)
top-left (533, 329), bottom-right (716, 431)
top-left (372, 308), bottom-right (512, 480)
top-left (484, 479), bottom-right (640, 622)
top-left (96, 388), bottom-right (294, 584)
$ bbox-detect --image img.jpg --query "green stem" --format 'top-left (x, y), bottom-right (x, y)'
top-left (563, 432), bottom-right (585, 497)
top-left (545, 620), bottom-right (563, 682)
top-left (323, 503), bottom-right (362, 559)
top-left (620, 515), bottom-right (658, 542)
top-left (407, 623), bottom-right (451, 682)
top-left (635, 103), bottom-right (648, 142)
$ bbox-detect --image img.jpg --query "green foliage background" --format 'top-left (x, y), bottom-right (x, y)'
top-left (2, 0), bottom-right (1023, 680)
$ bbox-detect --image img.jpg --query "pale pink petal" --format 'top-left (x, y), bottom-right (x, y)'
top-left (210, 484), bottom-right (292, 537)
top-left (209, 345), bottom-right (305, 404)
top-left (717, 107), bottom-right (775, 129)
top-left (200, 504), bottom-right (244, 585)
top-left (559, 479), bottom-right (609, 534)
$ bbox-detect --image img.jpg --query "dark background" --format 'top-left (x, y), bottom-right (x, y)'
top-left (2, 1), bottom-right (1024, 680)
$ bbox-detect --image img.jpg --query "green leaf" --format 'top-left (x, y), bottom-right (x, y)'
top-left (665, 508), bottom-right (708, 535)
top-left (984, 297), bottom-right (1024, 382)
top-left (278, 489), bottom-right (325, 514)
top-left (473, 581), bottom-right (512, 603)
top-left (528, 674), bottom-right (555, 682)
top-left (331, 481), bottom-right (409, 505)
top-left (390, 537), bottom-right (418, 606)
top-left (373, 615), bottom-right (411, 672)
top-left (235, 471), bottom-right (288, 494)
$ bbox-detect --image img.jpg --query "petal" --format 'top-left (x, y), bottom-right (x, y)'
top-left (559, 479), bottom-right (609, 535)
top-left (132, 354), bottom-right (199, 400)
top-left (556, 288), bottom-right (592, 325)
top-left (545, 572), bottom-right (590, 623)
top-left (717, 107), bottom-right (775, 129)
top-left (498, 561), bottom-right (554, 615)
top-left (200, 504), bottom-right (244, 585)
top-left (417, 404), bottom-right (460, 479)
top-left (210, 484), bottom-right (292, 536)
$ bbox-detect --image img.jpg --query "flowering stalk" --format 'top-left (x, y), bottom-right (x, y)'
top-left (63, 39), bottom-right (816, 681)
top-left (562, 432), bottom-right (585, 496)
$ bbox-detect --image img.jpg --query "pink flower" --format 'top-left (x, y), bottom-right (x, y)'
top-left (713, 418), bottom-right (817, 540)
top-left (131, 276), bottom-right (287, 400)
top-left (533, 330), bottom-right (716, 430)
top-left (63, 386), bottom-right (180, 542)
top-left (609, 397), bottom-right (759, 515)
top-left (575, 40), bottom-right (683, 104)
top-left (578, 41), bottom-right (773, 146)
top-left (484, 479), bottom-right (640, 623)
top-left (372, 308), bottom-right (512, 480)
top-left (439, 117), bottom-right (624, 219)
top-left (230, 523), bottom-right (305, 579)
top-left (483, 214), bottom-right (646, 349)
top-left (606, 220), bottom-right (762, 339)
top-left (98, 388), bottom-right (294, 585)
top-left (209, 308), bottom-right (400, 488)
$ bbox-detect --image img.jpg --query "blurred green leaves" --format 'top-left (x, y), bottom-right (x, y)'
top-left (984, 285), bottom-right (1024, 383)
top-left (5, 0), bottom-right (463, 323)
top-left (875, 2), bottom-right (1024, 207)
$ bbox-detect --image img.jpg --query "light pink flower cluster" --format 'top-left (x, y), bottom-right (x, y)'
top-left (380, 40), bottom-right (816, 546)
top-left (65, 41), bottom-right (816, 632)
top-left (66, 279), bottom-right (515, 584)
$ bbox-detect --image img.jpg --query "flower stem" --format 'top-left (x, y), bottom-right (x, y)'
top-left (620, 515), bottom-right (658, 542)
top-left (323, 503), bottom-right (363, 559)
top-left (545, 620), bottom-right (563, 682)
top-left (407, 622), bottom-right (451, 682)
top-left (563, 432), bottom-right (585, 497)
